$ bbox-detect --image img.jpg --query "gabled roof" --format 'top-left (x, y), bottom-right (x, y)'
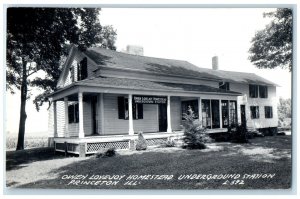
top-left (84, 47), bottom-right (277, 86)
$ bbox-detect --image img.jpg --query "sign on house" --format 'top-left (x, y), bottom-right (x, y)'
top-left (133, 95), bottom-right (167, 104)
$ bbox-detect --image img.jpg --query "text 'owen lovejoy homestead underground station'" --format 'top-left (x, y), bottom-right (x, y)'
top-left (61, 173), bottom-right (276, 187)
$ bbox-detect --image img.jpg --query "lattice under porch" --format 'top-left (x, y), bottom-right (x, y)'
top-left (53, 131), bottom-right (184, 156)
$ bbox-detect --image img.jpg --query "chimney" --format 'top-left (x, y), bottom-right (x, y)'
top-left (212, 56), bottom-right (219, 70)
top-left (126, 45), bottom-right (144, 56)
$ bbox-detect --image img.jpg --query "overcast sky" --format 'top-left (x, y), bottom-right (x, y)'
top-left (6, 8), bottom-right (292, 135)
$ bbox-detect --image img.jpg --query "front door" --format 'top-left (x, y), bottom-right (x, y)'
top-left (158, 104), bottom-right (167, 132)
top-left (91, 96), bottom-right (97, 135)
top-left (240, 105), bottom-right (246, 127)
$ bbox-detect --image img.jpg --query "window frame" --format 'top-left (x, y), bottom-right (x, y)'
top-left (259, 85), bottom-right (268, 98)
top-left (264, 106), bottom-right (273, 118)
top-left (250, 106), bottom-right (260, 119)
top-left (181, 100), bottom-right (199, 120)
top-left (68, 103), bottom-right (79, 123)
top-left (118, 96), bottom-right (143, 120)
top-left (219, 82), bottom-right (230, 91)
top-left (249, 84), bottom-right (259, 98)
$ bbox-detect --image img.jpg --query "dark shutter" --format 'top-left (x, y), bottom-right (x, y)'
top-left (80, 58), bottom-right (88, 80)
top-left (77, 62), bottom-right (81, 81)
top-left (68, 105), bottom-right (74, 123)
top-left (138, 104), bottom-right (143, 119)
top-left (118, 97), bottom-right (125, 119)
top-left (133, 103), bottom-right (137, 119)
top-left (75, 103), bottom-right (79, 122)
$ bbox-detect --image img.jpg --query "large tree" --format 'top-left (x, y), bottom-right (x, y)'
top-left (7, 8), bottom-right (117, 150)
top-left (249, 8), bottom-right (292, 72)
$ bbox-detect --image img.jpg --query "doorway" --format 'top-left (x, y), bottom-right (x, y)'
top-left (91, 96), bottom-right (98, 135)
top-left (240, 105), bottom-right (246, 127)
top-left (158, 104), bottom-right (167, 132)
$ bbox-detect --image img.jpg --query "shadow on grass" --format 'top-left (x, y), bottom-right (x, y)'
top-left (8, 135), bottom-right (292, 189)
top-left (6, 147), bottom-right (66, 171)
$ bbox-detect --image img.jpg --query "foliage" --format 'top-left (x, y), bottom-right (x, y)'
top-left (165, 137), bottom-right (176, 147)
top-left (182, 107), bottom-right (211, 149)
top-left (277, 97), bottom-right (292, 127)
top-left (7, 8), bottom-right (117, 150)
top-left (249, 8), bottom-right (292, 71)
top-left (6, 136), bottom-right (48, 150)
top-left (228, 124), bottom-right (249, 143)
top-left (135, 132), bottom-right (147, 150)
top-left (95, 148), bottom-right (116, 158)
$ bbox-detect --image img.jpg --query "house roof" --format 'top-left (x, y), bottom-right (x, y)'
top-left (84, 47), bottom-right (277, 86)
top-left (73, 76), bottom-right (241, 95)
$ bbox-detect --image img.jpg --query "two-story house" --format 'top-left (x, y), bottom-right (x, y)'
top-left (47, 45), bottom-right (278, 156)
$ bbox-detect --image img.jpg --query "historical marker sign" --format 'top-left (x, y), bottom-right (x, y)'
top-left (133, 95), bottom-right (167, 104)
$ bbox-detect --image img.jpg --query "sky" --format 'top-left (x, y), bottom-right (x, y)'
top-left (5, 8), bottom-right (292, 136)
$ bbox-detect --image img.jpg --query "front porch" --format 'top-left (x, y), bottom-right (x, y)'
top-left (49, 78), bottom-right (240, 156)
top-left (53, 131), bottom-right (184, 156)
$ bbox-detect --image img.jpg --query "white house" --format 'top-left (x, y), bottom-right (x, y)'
top-left (48, 45), bottom-right (278, 156)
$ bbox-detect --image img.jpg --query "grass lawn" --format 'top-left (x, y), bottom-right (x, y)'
top-left (6, 135), bottom-right (291, 189)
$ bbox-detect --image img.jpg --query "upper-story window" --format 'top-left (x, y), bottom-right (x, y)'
top-left (249, 84), bottom-right (268, 98)
top-left (249, 84), bottom-right (258, 98)
top-left (259, 85), bottom-right (268, 98)
top-left (219, 82), bottom-right (230, 91)
top-left (77, 57), bottom-right (88, 81)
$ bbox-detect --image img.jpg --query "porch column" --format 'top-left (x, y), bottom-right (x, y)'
top-left (53, 101), bottom-right (58, 137)
top-left (128, 94), bottom-right (134, 135)
top-left (99, 93), bottom-right (104, 135)
top-left (78, 92), bottom-right (85, 138)
top-left (64, 97), bottom-right (69, 137)
top-left (167, 95), bottom-right (172, 133)
top-left (219, 99), bottom-right (223, 128)
top-left (198, 97), bottom-right (202, 127)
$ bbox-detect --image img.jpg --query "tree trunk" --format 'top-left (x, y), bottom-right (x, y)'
top-left (16, 60), bottom-right (28, 150)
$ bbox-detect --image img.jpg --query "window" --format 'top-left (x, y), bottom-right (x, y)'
top-left (221, 100), bottom-right (229, 128)
top-left (201, 100), bottom-right (211, 128)
top-left (68, 103), bottom-right (79, 123)
top-left (265, 106), bottom-right (273, 118)
top-left (229, 101), bottom-right (237, 125)
top-left (77, 57), bottom-right (88, 81)
top-left (181, 100), bottom-right (198, 120)
top-left (211, 100), bottom-right (220, 128)
top-left (250, 106), bottom-right (259, 119)
top-left (249, 84), bottom-right (258, 98)
top-left (219, 82), bottom-right (230, 91)
top-left (259, 85), bottom-right (268, 98)
top-left (118, 96), bottom-right (143, 120)
top-left (69, 67), bottom-right (75, 82)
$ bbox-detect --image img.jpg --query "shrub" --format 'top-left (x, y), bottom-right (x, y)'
top-left (135, 131), bottom-right (147, 150)
top-left (165, 137), bottom-right (176, 147)
top-left (228, 124), bottom-right (249, 143)
top-left (182, 107), bottom-right (211, 149)
top-left (95, 148), bottom-right (116, 158)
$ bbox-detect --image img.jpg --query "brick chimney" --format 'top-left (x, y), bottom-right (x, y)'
top-left (212, 56), bottom-right (219, 70)
top-left (126, 45), bottom-right (144, 56)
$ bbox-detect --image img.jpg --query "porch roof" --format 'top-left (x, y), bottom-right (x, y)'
top-left (49, 76), bottom-right (242, 100)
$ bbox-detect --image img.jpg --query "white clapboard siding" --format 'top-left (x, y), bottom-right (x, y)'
top-left (48, 100), bottom-right (92, 137)
top-left (232, 83), bottom-right (278, 129)
top-left (171, 97), bottom-right (182, 131)
top-left (102, 94), bottom-right (159, 135)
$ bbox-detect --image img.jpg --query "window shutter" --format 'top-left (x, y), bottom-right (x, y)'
top-left (138, 104), bottom-right (143, 119)
top-left (81, 58), bottom-right (88, 80)
top-left (68, 105), bottom-right (74, 123)
top-left (118, 97), bottom-right (125, 119)
top-left (77, 62), bottom-right (81, 81)
top-left (133, 103), bottom-right (137, 120)
top-left (75, 103), bottom-right (79, 122)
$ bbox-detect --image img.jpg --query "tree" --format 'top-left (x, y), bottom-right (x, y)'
top-left (7, 8), bottom-right (117, 150)
top-left (249, 8), bottom-right (292, 71)
top-left (277, 97), bottom-right (291, 125)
